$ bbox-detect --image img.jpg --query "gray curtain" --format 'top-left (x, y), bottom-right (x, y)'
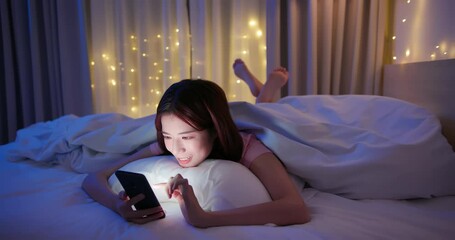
top-left (0, 0), bottom-right (93, 144)
top-left (267, 0), bottom-right (392, 97)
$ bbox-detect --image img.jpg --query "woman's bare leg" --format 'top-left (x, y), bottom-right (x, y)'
top-left (232, 59), bottom-right (263, 97)
top-left (256, 67), bottom-right (288, 103)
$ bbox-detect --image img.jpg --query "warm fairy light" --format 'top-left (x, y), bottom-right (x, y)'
top-left (90, 13), bottom-right (266, 118)
top-left (256, 30), bottom-right (263, 37)
top-left (393, 1), bottom-right (453, 63)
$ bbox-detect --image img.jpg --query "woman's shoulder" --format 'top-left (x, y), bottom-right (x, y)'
top-left (238, 131), bottom-right (272, 168)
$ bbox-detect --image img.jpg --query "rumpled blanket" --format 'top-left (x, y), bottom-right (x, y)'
top-left (2, 95), bottom-right (455, 199)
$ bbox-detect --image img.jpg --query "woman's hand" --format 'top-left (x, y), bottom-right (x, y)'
top-left (166, 174), bottom-right (208, 227)
top-left (115, 191), bottom-right (165, 224)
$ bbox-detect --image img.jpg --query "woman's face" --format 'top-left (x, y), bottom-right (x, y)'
top-left (161, 113), bottom-right (215, 167)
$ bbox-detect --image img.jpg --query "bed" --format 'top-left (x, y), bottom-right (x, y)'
top-left (1, 60), bottom-right (455, 240)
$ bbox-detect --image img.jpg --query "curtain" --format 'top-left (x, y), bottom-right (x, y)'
top-left (268, 0), bottom-right (391, 97)
top-left (189, 0), bottom-right (266, 104)
top-left (87, 0), bottom-right (266, 118)
top-left (0, 0), bottom-right (92, 144)
top-left (87, 0), bottom-right (191, 118)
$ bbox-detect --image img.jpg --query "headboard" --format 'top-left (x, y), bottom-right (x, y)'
top-left (383, 59), bottom-right (455, 151)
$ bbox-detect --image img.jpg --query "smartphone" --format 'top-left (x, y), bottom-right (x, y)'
top-left (115, 170), bottom-right (164, 217)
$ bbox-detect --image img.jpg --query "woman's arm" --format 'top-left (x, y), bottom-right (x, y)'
top-left (169, 153), bottom-right (311, 227)
top-left (82, 145), bottom-right (164, 223)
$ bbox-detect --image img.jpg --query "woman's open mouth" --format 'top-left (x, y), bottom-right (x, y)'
top-left (177, 156), bottom-right (191, 165)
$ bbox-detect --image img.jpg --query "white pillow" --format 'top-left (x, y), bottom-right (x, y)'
top-left (109, 156), bottom-right (272, 211)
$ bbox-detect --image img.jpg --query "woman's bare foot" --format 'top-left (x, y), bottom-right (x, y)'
top-left (256, 67), bottom-right (288, 103)
top-left (233, 59), bottom-right (263, 97)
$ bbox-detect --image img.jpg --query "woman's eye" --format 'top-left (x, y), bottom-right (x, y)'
top-left (182, 136), bottom-right (193, 140)
top-left (163, 135), bottom-right (171, 140)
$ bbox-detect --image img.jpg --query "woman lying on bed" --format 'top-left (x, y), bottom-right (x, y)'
top-left (82, 59), bottom-right (310, 228)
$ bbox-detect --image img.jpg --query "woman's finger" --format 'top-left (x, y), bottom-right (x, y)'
top-left (167, 174), bottom-right (184, 197)
top-left (118, 191), bottom-right (128, 200)
top-left (128, 210), bottom-right (165, 224)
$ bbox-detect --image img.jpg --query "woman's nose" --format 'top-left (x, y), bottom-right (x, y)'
top-left (173, 140), bottom-right (185, 153)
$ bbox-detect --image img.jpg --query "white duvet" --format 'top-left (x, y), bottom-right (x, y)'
top-left (3, 95), bottom-right (455, 199)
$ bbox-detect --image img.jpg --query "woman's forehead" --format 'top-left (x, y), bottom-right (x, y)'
top-left (161, 114), bottom-right (198, 134)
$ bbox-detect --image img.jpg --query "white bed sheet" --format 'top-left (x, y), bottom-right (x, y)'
top-left (1, 158), bottom-right (455, 240)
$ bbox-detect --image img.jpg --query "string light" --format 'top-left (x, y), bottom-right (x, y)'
top-left (92, 15), bottom-right (266, 117)
top-left (256, 30), bottom-right (263, 37)
top-left (393, 0), bottom-right (453, 63)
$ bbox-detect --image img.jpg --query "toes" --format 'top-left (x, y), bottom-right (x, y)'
top-left (233, 58), bottom-right (245, 68)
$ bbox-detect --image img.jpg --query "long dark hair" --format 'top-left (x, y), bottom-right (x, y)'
top-left (155, 79), bottom-right (243, 161)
